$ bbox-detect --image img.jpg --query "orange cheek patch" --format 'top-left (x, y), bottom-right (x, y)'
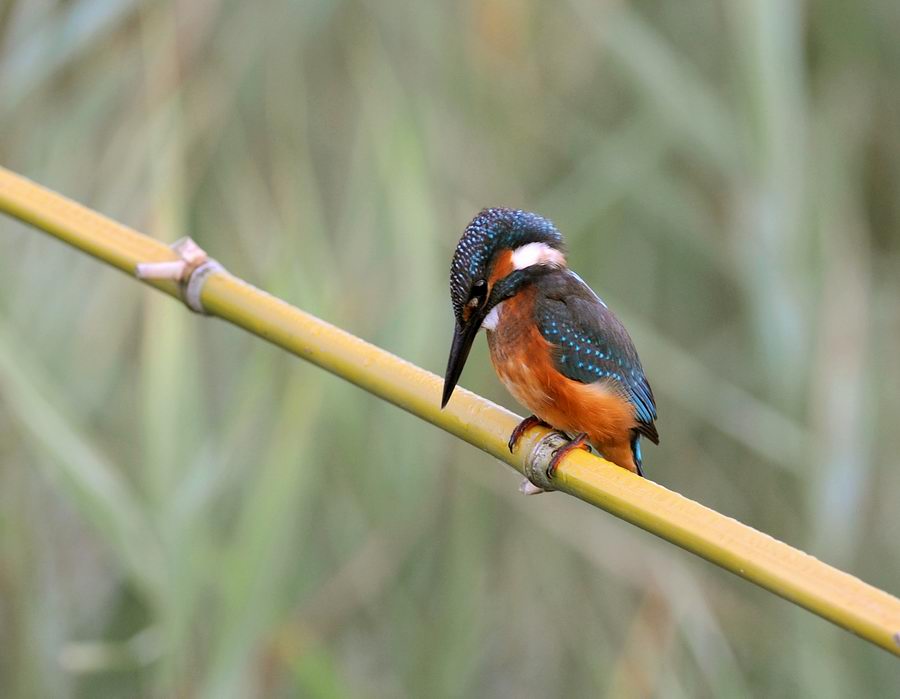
top-left (488, 250), bottom-right (514, 287)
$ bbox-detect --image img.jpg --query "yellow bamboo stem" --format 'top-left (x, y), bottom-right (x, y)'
top-left (1, 165), bottom-right (899, 657)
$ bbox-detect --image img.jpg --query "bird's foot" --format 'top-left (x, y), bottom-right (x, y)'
top-left (547, 433), bottom-right (591, 477)
top-left (508, 415), bottom-right (551, 453)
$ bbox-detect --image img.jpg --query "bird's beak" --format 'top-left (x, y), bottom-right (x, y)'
top-left (441, 315), bottom-right (482, 408)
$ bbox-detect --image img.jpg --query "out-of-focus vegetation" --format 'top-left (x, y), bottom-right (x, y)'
top-left (1, 0), bottom-right (899, 696)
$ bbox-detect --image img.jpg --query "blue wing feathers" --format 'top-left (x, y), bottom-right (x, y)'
top-left (534, 270), bottom-right (659, 444)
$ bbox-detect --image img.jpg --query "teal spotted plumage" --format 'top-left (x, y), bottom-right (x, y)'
top-left (450, 208), bottom-right (563, 319)
top-left (534, 269), bottom-right (659, 445)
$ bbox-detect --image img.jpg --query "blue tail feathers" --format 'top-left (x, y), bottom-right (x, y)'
top-left (630, 432), bottom-right (645, 478)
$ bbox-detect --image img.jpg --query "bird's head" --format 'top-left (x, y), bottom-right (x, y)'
top-left (441, 208), bottom-right (566, 408)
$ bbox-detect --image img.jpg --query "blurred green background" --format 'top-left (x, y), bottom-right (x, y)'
top-left (2, 0), bottom-right (900, 696)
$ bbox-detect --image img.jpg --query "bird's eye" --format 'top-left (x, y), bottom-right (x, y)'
top-left (467, 279), bottom-right (487, 308)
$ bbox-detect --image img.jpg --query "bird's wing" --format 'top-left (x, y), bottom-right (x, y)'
top-left (533, 270), bottom-right (659, 443)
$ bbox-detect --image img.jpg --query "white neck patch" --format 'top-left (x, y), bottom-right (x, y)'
top-left (511, 242), bottom-right (565, 270)
top-left (482, 301), bottom-right (504, 331)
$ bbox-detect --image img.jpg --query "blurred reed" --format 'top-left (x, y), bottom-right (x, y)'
top-left (1, 1), bottom-right (899, 697)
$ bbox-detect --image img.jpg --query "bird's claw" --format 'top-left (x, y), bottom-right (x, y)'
top-left (546, 433), bottom-right (590, 477)
top-left (508, 415), bottom-right (550, 453)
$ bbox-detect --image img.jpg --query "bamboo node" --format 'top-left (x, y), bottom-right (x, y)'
top-left (523, 431), bottom-right (569, 493)
top-left (135, 237), bottom-right (224, 314)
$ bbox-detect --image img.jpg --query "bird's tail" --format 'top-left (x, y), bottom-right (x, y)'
top-left (630, 432), bottom-right (645, 477)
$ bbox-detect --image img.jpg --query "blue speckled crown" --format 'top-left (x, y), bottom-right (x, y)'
top-left (450, 208), bottom-right (564, 320)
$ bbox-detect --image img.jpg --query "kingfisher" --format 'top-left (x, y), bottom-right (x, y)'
top-left (440, 208), bottom-right (658, 487)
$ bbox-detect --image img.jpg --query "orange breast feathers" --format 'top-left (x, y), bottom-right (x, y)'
top-left (485, 287), bottom-right (639, 464)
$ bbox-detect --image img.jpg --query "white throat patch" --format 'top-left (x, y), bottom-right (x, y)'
top-left (482, 302), bottom-right (504, 331)
top-left (511, 242), bottom-right (565, 270)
